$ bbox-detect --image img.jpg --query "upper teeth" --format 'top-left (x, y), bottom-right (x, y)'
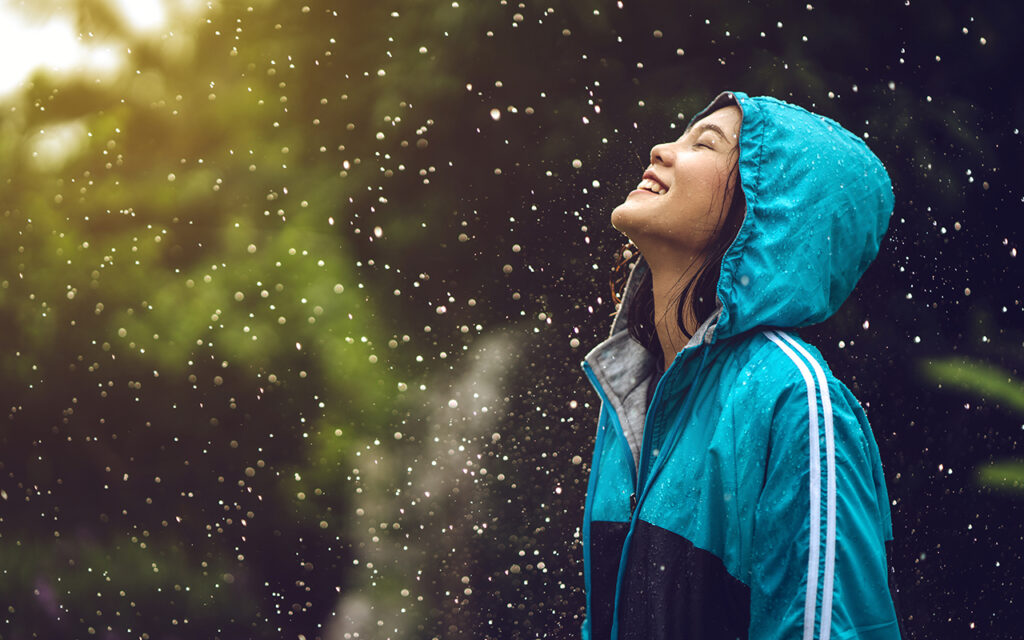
top-left (637, 178), bottom-right (666, 194)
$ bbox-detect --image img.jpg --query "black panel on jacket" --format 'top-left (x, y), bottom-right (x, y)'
top-left (611, 519), bottom-right (751, 640)
top-left (589, 521), bottom-right (630, 640)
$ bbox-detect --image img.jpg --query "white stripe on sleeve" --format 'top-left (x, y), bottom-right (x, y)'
top-left (778, 331), bottom-right (837, 640)
top-left (763, 330), bottom-right (823, 640)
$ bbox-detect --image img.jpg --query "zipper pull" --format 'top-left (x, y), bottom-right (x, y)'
top-left (629, 493), bottom-right (637, 518)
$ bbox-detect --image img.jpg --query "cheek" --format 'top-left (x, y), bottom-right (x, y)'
top-left (666, 172), bottom-right (717, 218)
top-left (685, 163), bottom-right (734, 212)
top-left (673, 161), bottom-right (717, 195)
top-left (694, 167), bottom-right (725, 196)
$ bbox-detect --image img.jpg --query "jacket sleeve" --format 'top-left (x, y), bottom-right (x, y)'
top-left (748, 371), bottom-right (901, 640)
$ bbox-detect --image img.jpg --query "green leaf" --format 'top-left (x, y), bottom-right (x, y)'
top-left (977, 460), bottom-right (1024, 492)
top-left (919, 357), bottom-right (1024, 414)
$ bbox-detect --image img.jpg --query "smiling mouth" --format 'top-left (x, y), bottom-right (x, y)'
top-left (635, 177), bottom-right (667, 195)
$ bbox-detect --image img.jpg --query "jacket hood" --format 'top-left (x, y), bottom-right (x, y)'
top-left (608, 91), bottom-right (894, 346)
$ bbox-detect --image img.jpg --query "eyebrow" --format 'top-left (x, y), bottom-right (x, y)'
top-left (689, 122), bottom-right (732, 144)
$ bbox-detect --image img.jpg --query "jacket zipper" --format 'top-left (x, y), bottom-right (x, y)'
top-left (582, 355), bottom-right (679, 517)
top-left (634, 353), bottom-right (681, 502)
top-left (585, 345), bottom-right (708, 640)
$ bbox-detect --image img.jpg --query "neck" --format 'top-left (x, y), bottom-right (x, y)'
top-left (647, 254), bottom-right (704, 371)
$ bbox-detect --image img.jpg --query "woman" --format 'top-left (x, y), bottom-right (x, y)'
top-left (580, 92), bottom-right (902, 639)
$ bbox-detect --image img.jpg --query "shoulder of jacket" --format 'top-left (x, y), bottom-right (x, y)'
top-left (727, 330), bottom-right (839, 402)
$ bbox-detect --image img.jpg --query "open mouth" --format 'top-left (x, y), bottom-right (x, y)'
top-left (636, 177), bottom-right (667, 195)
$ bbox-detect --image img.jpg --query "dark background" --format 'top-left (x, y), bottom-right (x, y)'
top-left (0, 0), bottom-right (1020, 638)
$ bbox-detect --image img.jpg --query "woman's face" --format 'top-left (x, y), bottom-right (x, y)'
top-left (611, 105), bottom-right (742, 259)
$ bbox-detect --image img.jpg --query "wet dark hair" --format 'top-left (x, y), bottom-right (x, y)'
top-left (609, 146), bottom-right (747, 362)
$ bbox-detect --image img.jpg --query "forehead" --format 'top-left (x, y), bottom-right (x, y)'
top-left (685, 105), bottom-right (742, 137)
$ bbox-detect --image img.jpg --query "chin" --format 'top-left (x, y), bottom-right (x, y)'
top-left (610, 202), bottom-right (635, 234)
top-left (611, 202), bottom-right (652, 242)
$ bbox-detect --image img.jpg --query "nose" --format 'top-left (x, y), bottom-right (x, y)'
top-left (650, 141), bottom-right (675, 166)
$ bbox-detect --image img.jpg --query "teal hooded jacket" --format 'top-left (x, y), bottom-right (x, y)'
top-left (580, 92), bottom-right (901, 639)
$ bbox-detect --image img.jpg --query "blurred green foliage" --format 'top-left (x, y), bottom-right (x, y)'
top-left (919, 358), bottom-right (1024, 415)
top-left (920, 357), bottom-right (1024, 493)
top-left (1, 1), bottom-right (401, 636)
top-left (978, 461), bottom-right (1024, 492)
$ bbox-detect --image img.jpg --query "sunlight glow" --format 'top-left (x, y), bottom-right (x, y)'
top-left (0, 10), bottom-right (119, 98)
top-left (0, 0), bottom-right (183, 99)
top-left (111, 0), bottom-right (167, 32)
top-left (29, 121), bottom-right (90, 172)
top-left (0, 14), bottom-right (111, 97)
